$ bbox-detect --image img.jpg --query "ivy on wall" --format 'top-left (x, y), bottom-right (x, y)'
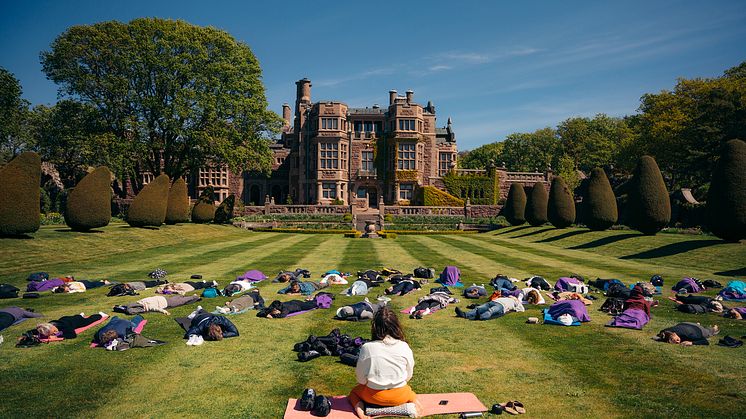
top-left (396, 170), bottom-right (418, 181)
top-left (442, 170), bottom-right (500, 205)
top-left (413, 186), bottom-right (464, 206)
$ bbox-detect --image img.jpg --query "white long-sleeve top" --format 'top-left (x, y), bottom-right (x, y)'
top-left (492, 296), bottom-right (526, 313)
top-left (355, 336), bottom-right (414, 390)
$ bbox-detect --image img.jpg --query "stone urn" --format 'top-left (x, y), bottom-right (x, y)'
top-left (362, 220), bottom-right (380, 238)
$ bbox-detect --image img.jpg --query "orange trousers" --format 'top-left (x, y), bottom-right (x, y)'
top-left (348, 384), bottom-right (417, 408)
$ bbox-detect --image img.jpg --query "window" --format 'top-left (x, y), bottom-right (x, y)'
top-left (397, 142), bottom-right (416, 170)
top-left (322, 182), bottom-right (337, 199)
top-left (361, 151), bottom-right (374, 171)
top-left (354, 121), bottom-right (362, 132)
top-left (320, 142), bottom-right (339, 169)
top-left (398, 119), bottom-right (415, 131)
top-left (439, 152), bottom-right (453, 176)
top-left (198, 166), bottom-right (228, 187)
top-left (321, 118), bottom-right (338, 130)
top-left (399, 183), bottom-right (414, 200)
top-left (374, 121), bottom-right (382, 133)
top-left (341, 143), bottom-right (348, 170)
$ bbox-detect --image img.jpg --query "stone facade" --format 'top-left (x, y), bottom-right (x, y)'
top-left (242, 79), bottom-right (458, 206)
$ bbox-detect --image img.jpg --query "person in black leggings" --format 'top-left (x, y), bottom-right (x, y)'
top-left (257, 299), bottom-right (317, 318)
top-left (657, 322), bottom-right (719, 346)
top-left (35, 313), bottom-right (105, 339)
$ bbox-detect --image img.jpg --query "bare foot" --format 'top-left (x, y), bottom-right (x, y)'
top-left (354, 402), bottom-right (371, 419)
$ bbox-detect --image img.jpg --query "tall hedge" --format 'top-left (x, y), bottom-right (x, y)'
top-left (126, 174), bottom-right (170, 227)
top-left (214, 194), bottom-right (236, 224)
top-left (0, 152), bottom-right (41, 235)
top-left (707, 139), bottom-right (746, 242)
top-left (503, 183), bottom-right (527, 226)
top-left (526, 182), bottom-right (549, 226)
top-left (64, 166), bottom-right (112, 231)
top-left (165, 178), bottom-right (190, 224)
top-left (192, 187), bottom-right (216, 223)
top-left (548, 176), bottom-right (576, 228)
top-left (583, 168), bottom-right (618, 231)
top-left (626, 156), bottom-right (670, 235)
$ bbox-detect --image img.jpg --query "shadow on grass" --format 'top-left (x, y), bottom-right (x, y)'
top-left (497, 225), bottom-right (532, 235)
top-left (569, 233), bottom-right (642, 249)
top-left (535, 229), bottom-right (589, 243)
top-left (512, 227), bottom-right (554, 238)
top-left (715, 267), bottom-right (746, 277)
top-left (620, 239), bottom-right (724, 260)
top-left (54, 229), bottom-right (104, 233)
top-left (0, 233), bottom-right (34, 239)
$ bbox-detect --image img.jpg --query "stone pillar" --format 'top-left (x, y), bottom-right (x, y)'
top-left (317, 182), bottom-right (323, 204)
top-left (464, 197), bottom-right (471, 221)
top-left (336, 183), bottom-right (341, 203)
top-left (264, 195), bottom-right (271, 215)
top-left (379, 196), bottom-right (386, 229)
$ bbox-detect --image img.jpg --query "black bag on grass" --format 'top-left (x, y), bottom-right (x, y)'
top-left (600, 298), bottom-right (625, 315)
top-left (0, 284), bottom-right (20, 299)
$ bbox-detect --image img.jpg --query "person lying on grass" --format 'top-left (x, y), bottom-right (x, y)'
top-left (384, 278), bottom-right (424, 296)
top-left (176, 307), bottom-right (239, 345)
top-left (215, 289), bottom-right (265, 314)
top-left (113, 295), bottom-right (201, 315)
top-left (0, 307), bottom-right (42, 332)
top-left (155, 280), bottom-right (218, 295)
top-left (349, 307), bottom-right (423, 419)
top-left (669, 295), bottom-right (725, 314)
top-left (656, 322), bottom-right (719, 346)
top-left (409, 287), bottom-right (459, 319)
top-left (454, 295), bottom-right (525, 320)
top-left (277, 279), bottom-right (328, 296)
top-left (53, 280), bottom-right (110, 293)
top-left (724, 307), bottom-right (746, 319)
top-left (273, 268), bottom-right (311, 283)
top-left (35, 313), bottom-right (107, 339)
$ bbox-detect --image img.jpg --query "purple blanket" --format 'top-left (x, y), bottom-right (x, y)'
top-left (732, 307), bottom-right (746, 317)
top-left (236, 270), bottom-right (267, 282)
top-left (554, 277), bottom-right (581, 292)
top-left (547, 300), bottom-right (591, 322)
top-left (672, 278), bottom-right (702, 294)
top-left (26, 278), bottom-right (65, 292)
top-left (606, 308), bottom-right (649, 330)
top-left (438, 266), bottom-right (461, 286)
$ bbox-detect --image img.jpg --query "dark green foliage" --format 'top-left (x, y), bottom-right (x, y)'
top-left (707, 139), bottom-right (746, 242)
top-left (548, 176), bottom-right (576, 228)
top-left (626, 156), bottom-right (670, 235)
top-left (126, 174), bottom-right (170, 227)
top-left (64, 166), bottom-right (112, 231)
top-left (192, 202), bottom-right (216, 223)
top-left (503, 183), bottom-right (527, 226)
top-left (413, 186), bottom-right (464, 206)
top-left (214, 194), bottom-right (236, 224)
top-left (165, 178), bottom-right (190, 224)
top-left (199, 186), bottom-right (215, 202)
top-left (0, 151), bottom-right (40, 235)
top-left (526, 182), bottom-right (549, 226)
top-left (584, 168), bottom-right (618, 231)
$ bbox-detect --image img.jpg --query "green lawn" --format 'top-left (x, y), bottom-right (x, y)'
top-left (1, 223), bottom-right (745, 418)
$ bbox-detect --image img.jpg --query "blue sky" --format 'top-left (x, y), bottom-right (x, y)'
top-left (1, 0), bottom-right (744, 150)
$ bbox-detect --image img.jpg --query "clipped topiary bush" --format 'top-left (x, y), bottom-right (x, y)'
top-left (0, 152), bottom-right (41, 235)
top-left (126, 174), bottom-right (170, 227)
top-left (583, 168), bottom-right (618, 231)
top-left (64, 166), bottom-right (112, 231)
top-left (526, 182), bottom-right (549, 226)
top-left (626, 156), bottom-right (671, 235)
top-left (548, 176), bottom-right (576, 228)
top-left (707, 139), bottom-right (746, 242)
top-left (214, 194), bottom-right (236, 224)
top-left (503, 183), bottom-right (527, 226)
top-left (165, 178), bottom-right (190, 224)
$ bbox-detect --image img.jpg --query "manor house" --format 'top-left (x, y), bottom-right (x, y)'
top-left (191, 78), bottom-right (458, 206)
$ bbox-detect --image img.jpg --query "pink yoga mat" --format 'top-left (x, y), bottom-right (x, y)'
top-left (40, 315), bottom-right (109, 343)
top-left (400, 306), bottom-right (441, 316)
top-left (283, 392), bottom-right (486, 418)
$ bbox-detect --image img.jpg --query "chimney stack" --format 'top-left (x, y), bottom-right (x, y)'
top-left (389, 90), bottom-right (397, 105)
top-left (296, 78), bottom-right (312, 104)
top-left (282, 103), bottom-right (291, 127)
top-left (405, 90), bottom-right (413, 104)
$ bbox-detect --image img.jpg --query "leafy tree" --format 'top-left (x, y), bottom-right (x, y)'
top-left (706, 139), bottom-right (746, 242)
top-left (41, 18), bottom-right (282, 191)
top-left (626, 156), bottom-right (670, 235)
top-left (499, 127), bottom-right (560, 172)
top-left (557, 114), bottom-right (633, 173)
top-left (459, 142), bottom-right (504, 169)
top-left (0, 67), bottom-right (33, 163)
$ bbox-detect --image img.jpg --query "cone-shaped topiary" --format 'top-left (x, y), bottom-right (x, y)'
top-left (214, 194), bottom-right (236, 224)
top-left (503, 183), bottom-right (527, 226)
top-left (707, 139), bottom-right (746, 242)
top-left (165, 178), bottom-right (190, 224)
top-left (626, 156), bottom-right (671, 235)
top-left (548, 176), bottom-right (576, 228)
top-left (0, 152), bottom-right (41, 235)
top-left (526, 182), bottom-right (549, 226)
top-left (583, 168), bottom-right (618, 231)
top-left (126, 174), bottom-right (170, 227)
top-left (64, 166), bottom-right (112, 231)
top-left (192, 201), bottom-right (216, 223)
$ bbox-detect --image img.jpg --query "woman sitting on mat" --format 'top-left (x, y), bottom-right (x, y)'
top-left (35, 312), bottom-right (107, 339)
top-left (277, 279), bottom-right (328, 296)
top-left (656, 322), bottom-right (719, 346)
top-left (349, 307), bottom-right (422, 419)
top-left (53, 279), bottom-right (110, 293)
